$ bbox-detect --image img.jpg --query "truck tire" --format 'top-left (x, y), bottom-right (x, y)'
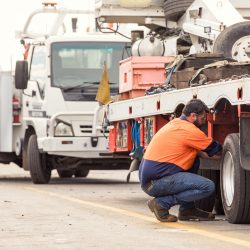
top-left (27, 135), bottom-right (51, 184)
top-left (163, 0), bottom-right (194, 21)
top-left (75, 169), bottom-right (89, 178)
top-left (213, 21), bottom-right (250, 59)
top-left (57, 169), bottom-right (74, 178)
top-left (195, 169), bottom-right (216, 212)
top-left (214, 181), bottom-right (224, 215)
top-left (220, 133), bottom-right (250, 224)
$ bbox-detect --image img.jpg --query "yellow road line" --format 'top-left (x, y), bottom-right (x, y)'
top-left (26, 187), bottom-right (250, 248)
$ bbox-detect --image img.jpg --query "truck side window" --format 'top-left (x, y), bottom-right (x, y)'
top-left (30, 46), bottom-right (47, 84)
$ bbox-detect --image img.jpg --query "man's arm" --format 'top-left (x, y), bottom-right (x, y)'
top-left (203, 139), bottom-right (222, 158)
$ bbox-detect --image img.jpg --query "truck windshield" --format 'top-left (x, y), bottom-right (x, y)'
top-left (51, 41), bottom-right (130, 89)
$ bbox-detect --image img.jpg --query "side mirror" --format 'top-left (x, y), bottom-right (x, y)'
top-left (15, 61), bottom-right (28, 89)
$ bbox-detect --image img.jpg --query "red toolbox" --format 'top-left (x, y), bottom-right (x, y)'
top-left (119, 56), bottom-right (174, 99)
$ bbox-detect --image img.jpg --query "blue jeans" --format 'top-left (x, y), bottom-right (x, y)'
top-left (141, 172), bottom-right (215, 211)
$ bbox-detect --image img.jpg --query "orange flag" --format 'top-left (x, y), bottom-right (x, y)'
top-left (95, 62), bottom-right (112, 105)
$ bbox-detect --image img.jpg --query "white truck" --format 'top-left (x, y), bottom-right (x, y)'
top-left (95, 0), bottom-right (250, 223)
top-left (0, 3), bottom-right (132, 184)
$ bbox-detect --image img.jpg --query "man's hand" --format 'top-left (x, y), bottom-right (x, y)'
top-left (198, 151), bottom-right (221, 160)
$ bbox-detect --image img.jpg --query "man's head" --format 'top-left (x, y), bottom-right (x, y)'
top-left (182, 99), bottom-right (209, 127)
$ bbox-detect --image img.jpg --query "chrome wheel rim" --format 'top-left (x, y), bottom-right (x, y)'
top-left (222, 151), bottom-right (235, 207)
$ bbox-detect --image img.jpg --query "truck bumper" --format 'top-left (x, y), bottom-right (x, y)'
top-left (37, 136), bottom-right (111, 158)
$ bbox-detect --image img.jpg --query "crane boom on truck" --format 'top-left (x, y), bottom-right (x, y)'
top-left (95, 0), bottom-right (250, 224)
top-left (0, 3), bottom-right (133, 184)
top-left (96, 0), bottom-right (250, 61)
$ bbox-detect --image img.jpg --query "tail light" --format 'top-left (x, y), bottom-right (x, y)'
top-left (13, 96), bottom-right (21, 123)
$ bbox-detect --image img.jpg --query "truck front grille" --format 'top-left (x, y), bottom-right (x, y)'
top-left (79, 125), bottom-right (92, 133)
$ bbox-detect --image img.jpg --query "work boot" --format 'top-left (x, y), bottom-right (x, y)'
top-left (178, 207), bottom-right (215, 221)
top-left (147, 198), bottom-right (177, 222)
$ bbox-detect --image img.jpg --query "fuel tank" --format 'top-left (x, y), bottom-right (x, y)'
top-left (132, 36), bottom-right (165, 56)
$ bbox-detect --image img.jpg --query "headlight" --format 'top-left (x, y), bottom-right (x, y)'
top-left (54, 122), bottom-right (73, 136)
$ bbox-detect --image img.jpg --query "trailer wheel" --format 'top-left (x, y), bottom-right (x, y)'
top-left (213, 21), bottom-right (250, 60)
top-left (195, 169), bottom-right (216, 212)
top-left (75, 169), bottom-right (89, 178)
top-left (27, 135), bottom-right (51, 184)
top-left (220, 133), bottom-right (250, 224)
top-left (57, 170), bottom-right (74, 178)
top-left (163, 0), bottom-right (194, 21)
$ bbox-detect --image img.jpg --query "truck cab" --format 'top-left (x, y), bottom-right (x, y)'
top-left (14, 32), bottom-right (132, 183)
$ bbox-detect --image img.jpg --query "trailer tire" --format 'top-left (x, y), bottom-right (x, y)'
top-left (75, 169), bottom-right (89, 178)
top-left (163, 0), bottom-right (194, 21)
top-left (213, 21), bottom-right (250, 59)
top-left (27, 135), bottom-right (51, 184)
top-left (195, 169), bottom-right (216, 212)
top-left (220, 133), bottom-right (250, 224)
top-left (57, 169), bottom-right (74, 178)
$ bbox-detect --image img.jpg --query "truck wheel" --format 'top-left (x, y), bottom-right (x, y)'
top-left (195, 169), bottom-right (216, 212)
top-left (163, 0), bottom-right (194, 21)
top-left (75, 169), bottom-right (89, 178)
top-left (214, 181), bottom-right (224, 215)
top-left (27, 135), bottom-right (51, 184)
top-left (57, 170), bottom-right (74, 178)
top-left (220, 133), bottom-right (250, 224)
top-left (213, 21), bottom-right (250, 60)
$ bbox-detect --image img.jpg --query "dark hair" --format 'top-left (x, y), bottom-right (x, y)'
top-left (182, 99), bottom-right (209, 116)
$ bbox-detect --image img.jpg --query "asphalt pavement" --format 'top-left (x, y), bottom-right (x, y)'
top-left (0, 164), bottom-right (250, 250)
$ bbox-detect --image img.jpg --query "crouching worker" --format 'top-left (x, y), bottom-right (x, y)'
top-left (139, 99), bottom-right (222, 222)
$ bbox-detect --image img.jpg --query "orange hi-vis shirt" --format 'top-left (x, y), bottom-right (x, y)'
top-left (144, 118), bottom-right (212, 170)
